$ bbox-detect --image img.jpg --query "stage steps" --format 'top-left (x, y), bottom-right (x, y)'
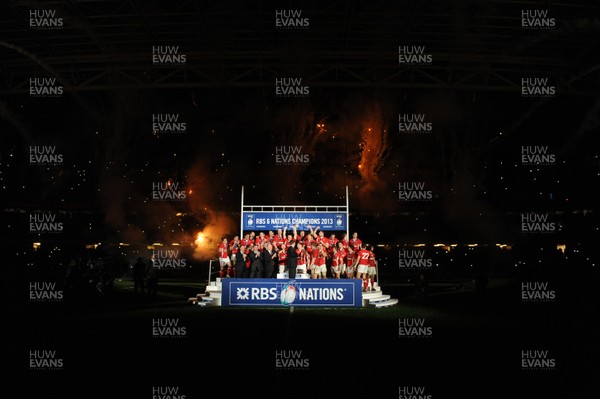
top-left (369, 298), bottom-right (399, 308)
top-left (361, 283), bottom-right (398, 308)
top-left (188, 280), bottom-right (223, 306)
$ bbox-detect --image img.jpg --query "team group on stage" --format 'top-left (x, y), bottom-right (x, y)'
top-left (217, 224), bottom-right (378, 292)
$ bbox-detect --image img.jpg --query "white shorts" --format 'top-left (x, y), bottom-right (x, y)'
top-left (367, 266), bottom-right (377, 276)
top-left (297, 263), bottom-right (307, 274)
top-left (357, 265), bottom-right (369, 274)
top-left (345, 266), bottom-right (355, 274)
top-left (219, 257), bottom-right (231, 267)
top-left (331, 265), bottom-right (341, 274)
top-left (314, 264), bottom-right (326, 274)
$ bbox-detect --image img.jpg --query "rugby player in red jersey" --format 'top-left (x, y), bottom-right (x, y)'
top-left (345, 245), bottom-right (356, 279)
top-left (331, 244), bottom-right (344, 279)
top-left (277, 244), bottom-right (288, 275)
top-left (340, 233), bottom-right (349, 250)
top-left (367, 245), bottom-right (377, 291)
top-left (240, 233), bottom-right (251, 248)
top-left (218, 237), bottom-right (231, 278)
top-left (312, 242), bottom-right (328, 279)
top-left (349, 232), bottom-right (362, 251)
top-left (229, 236), bottom-right (240, 277)
top-left (296, 241), bottom-right (309, 276)
top-left (354, 244), bottom-right (371, 291)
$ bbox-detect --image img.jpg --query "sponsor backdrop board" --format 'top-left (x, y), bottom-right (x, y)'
top-left (221, 278), bottom-right (362, 307)
top-left (242, 212), bottom-right (347, 231)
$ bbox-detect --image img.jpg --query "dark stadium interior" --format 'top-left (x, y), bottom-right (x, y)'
top-left (2, 1), bottom-right (600, 399)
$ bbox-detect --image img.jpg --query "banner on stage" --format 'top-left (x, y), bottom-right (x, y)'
top-left (221, 279), bottom-right (362, 307)
top-left (242, 212), bottom-right (347, 231)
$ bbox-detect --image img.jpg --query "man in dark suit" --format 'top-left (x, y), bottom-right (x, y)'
top-left (287, 240), bottom-right (298, 279)
top-left (235, 245), bottom-right (247, 278)
top-left (249, 245), bottom-right (263, 278)
top-left (262, 243), bottom-right (276, 278)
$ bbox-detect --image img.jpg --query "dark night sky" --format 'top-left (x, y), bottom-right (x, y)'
top-left (1, 0), bottom-right (600, 254)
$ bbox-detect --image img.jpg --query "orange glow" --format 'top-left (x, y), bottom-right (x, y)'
top-left (195, 232), bottom-right (204, 246)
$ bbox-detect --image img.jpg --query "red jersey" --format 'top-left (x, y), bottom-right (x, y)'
top-left (309, 248), bottom-right (319, 263)
top-left (333, 252), bottom-right (344, 267)
top-left (229, 240), bottom-right (240, 253)
top-left (240, 238), bottom-right (251, 247)
top-left (357, 249), bottom-right (370, 265)
top-left (278, 250), bottom-right (287, 265)
top-left (218, 243), bottom-right (229, 258)
top-left (346, 249), bottom-right (356, 266)
top-left (272, 235), bottom-right (283, 248)
top-left (281, 239), bottom-right (289, 250)
top-left (349, 238), bottom-right (362, 249)
top-left (297, 249), bottom-right (308, 265)
top-left (314, 248), bottom-right (326, 266)
top-left (368, 251), bottom-right (376, 266)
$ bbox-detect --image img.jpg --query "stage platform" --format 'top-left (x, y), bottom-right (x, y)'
top-left (188, 278), bottom-right (398, 308)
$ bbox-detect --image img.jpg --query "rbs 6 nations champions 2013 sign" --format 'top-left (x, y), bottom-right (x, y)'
top-left (221, 279), bottom-right (362, 307)
top-left (243, 212), bottom-right (347, 231)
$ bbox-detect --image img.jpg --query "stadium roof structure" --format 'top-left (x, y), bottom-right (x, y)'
top-left (1, 0), bottom-right (599, 96)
